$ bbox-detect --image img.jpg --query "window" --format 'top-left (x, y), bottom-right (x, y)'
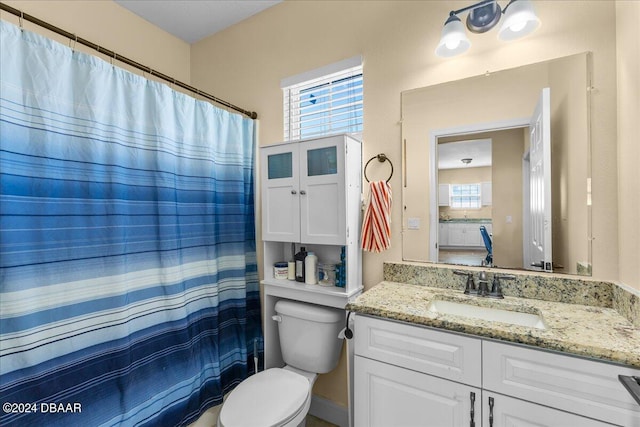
top-left (450, 183), bottom-right (482, 209)
top-left (282, 56), bottom-right (363, 141)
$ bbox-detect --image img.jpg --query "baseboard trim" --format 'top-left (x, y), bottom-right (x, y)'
top-left (309, 395), bottom-right (349, 427)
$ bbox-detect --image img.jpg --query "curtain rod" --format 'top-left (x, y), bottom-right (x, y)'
top-left (0, 2), bottom-right (258, 119)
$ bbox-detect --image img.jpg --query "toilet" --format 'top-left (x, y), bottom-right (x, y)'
top-left (217, 300), bottom-right (344, 427)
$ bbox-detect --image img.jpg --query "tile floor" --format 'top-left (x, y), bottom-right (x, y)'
top-left (189, 405), bottom-right (338, 427)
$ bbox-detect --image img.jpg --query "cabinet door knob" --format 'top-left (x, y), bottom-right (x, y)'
top-left (300, 190), bottom-right (307, 195)
top-left (291, 190), bottom-right (297, 195)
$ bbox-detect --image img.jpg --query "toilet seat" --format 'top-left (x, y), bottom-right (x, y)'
top-left (218, 368), bottom-right (311, 427)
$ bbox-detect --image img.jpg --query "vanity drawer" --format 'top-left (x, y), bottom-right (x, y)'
top-left (354, 314), bottom-right (481, 387)
top-left (483, 340), bottom-right (640, 426)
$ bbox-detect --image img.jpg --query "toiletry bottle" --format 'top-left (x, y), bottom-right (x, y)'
top-left (304, 252), bottom-right (318, 285)
top-left (287, 261), bottom-right (295, 280)
top-left (294, 246), bottom-right (307, 282)
top-left (338, 246), bottom-right (347, 288)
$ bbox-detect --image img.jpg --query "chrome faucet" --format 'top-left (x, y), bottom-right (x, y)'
top-left (477, 271), bottom-right (490, 296)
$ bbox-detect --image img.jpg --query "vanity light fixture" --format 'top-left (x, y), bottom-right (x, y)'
top-left (435, 0), bottom-right (540, 57)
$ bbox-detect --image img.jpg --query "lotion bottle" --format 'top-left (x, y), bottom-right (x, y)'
top-left (304, 252), bottom-right (318, 285)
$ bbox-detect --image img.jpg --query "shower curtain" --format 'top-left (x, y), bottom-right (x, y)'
top-left (0, 20), bottom-right (262, 427)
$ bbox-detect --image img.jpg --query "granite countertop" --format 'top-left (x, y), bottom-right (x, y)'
top-left (439, 218), bottom-right (492, 223)
top-left (347, 281), bottom-right (640, 368)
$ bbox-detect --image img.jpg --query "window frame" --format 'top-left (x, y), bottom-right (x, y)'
top-left (449, 183), bottom-right (483, 209)
top-left (282, 56), bottom-right (363, 141)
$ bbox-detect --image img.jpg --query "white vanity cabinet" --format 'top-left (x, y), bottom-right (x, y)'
top-left (355, 356), bottom-right (480, 427)
top-left (354, 314), bottom-right (640, 427)
top-left (439, 222), bottom-right (449, 246)
top-left (441, 222), bottom-right (491, 248)
top-left (482, 393), bottom-right (610, 426)
top-left (261, 134), bottom-right (361, 245)
top-left (354, 315), bottom-right (482, 427)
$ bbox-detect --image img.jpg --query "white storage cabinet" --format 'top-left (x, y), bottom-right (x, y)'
top-left (261, 134), bottom-right (362, 375)
top-left (261, 134), bottom-right (359, 245)
top-left (354, 315), bottom-right (640, 427)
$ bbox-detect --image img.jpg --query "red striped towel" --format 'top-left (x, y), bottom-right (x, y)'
top-left (361, 180), bottom-right (392, 252)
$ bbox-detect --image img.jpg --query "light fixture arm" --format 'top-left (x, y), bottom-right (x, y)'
top-left (447, 0), bottom-right (497, 19)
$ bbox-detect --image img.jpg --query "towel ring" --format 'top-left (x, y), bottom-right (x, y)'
top-left (364, 153), bottom-right (393, 183)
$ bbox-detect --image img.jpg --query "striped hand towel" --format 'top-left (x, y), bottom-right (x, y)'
top-left (361, 180), bottom-right (392, 252)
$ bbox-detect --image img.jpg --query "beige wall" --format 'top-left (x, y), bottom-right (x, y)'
top-left (548, 53), bottom-right (590, 275)
top-left (190, 0), bottom-right (623, 406)
top-left (0, 1), bottom-right (191, 83)
top-left (616, 2), bottom-right (640, 290)
top-left (491, 129), bottom-right (525, 270)
top-left (191, 1), bottom-right (620, 286)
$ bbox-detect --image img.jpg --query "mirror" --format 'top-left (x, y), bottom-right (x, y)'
top-left (401, 53), bottom-right (592, 276)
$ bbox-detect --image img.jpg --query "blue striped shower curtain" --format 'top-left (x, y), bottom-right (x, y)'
top-left (0, 20), bottom-right (262, 426)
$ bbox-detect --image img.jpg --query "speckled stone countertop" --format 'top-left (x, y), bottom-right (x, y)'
top-left (347, 281), bottom-right (640, 368)
top-left (439, 218), bottom-right (492, 223)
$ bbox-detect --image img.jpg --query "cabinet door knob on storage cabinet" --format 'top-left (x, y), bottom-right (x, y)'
top-left (291, 190), bottom-right (297, 194)
top-left (299, 190), bottom-right (306, 195)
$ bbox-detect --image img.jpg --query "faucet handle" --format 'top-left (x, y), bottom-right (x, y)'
top-left (489, 274), bottom-right (515, 299)
top-left (453, 270), bottom-right (477, 295)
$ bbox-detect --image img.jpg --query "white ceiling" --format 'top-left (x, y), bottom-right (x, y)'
top-left (438, 139), bottom-right (492, 170)
top-left (115, 0), bottom-right (282, 44)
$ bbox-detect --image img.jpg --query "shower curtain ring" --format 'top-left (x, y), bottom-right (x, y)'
top-left (19, 11), bottom-right (24, 30)
top-left (69, 34), bottom-right (77, 51)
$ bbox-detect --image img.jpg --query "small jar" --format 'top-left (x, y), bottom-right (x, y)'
top-left (318, 263), bottom-right (336, 286)
top-left (273, 262), bottom-right (288, 280)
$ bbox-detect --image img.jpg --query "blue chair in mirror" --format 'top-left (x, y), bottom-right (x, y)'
top-left (479, 225), bottom-right (493, 266)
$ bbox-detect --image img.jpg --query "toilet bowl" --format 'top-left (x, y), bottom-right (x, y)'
top-left (217, 367), bottom-right (315, 427)
top-left (217, 300), bottom-right (344, 427)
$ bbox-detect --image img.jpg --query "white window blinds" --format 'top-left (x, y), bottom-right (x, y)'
top-left (282, 56), bottom-right (363, 141)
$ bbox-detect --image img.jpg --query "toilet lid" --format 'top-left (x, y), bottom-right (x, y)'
top-left (219, 368), bottom-right (310, 427)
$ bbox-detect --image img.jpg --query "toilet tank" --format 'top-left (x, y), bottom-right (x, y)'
top-left (274, 300), bottom-right (344, 374)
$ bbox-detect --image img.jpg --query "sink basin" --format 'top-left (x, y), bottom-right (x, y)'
top-left (427, 299), bottom-right (546, 330)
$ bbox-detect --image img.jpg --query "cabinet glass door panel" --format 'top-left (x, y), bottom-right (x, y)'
top-left (267, 152), bottom-right (293, 179)
top-left (261, 144), bottom-right (299, 242)
top-left (307, 146), bottom-right (337, 176)
top-left (300, 137), bottom-right (346, 245)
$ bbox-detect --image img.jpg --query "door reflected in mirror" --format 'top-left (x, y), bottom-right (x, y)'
top-left (401, 53), bottom-right (591, 276)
